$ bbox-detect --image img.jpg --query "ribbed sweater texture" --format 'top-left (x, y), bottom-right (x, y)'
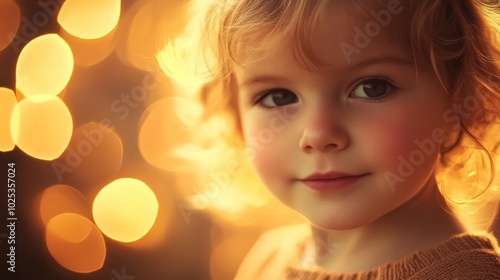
top-left (234, 224), bottom-right (500, 280)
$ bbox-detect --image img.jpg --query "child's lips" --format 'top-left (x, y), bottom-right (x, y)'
top-left (299, 172), bottom-right (369, 191)
top-left (302, 171), bottom-right (360, 180)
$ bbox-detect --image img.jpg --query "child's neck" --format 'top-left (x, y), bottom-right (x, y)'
top-left (307, 178), bottom-right (465, 273)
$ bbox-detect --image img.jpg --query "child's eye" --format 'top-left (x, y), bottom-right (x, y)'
top-left (256, 89), bottom-right (298, 108)
top-left (350, 78), bottom-right (395, 100)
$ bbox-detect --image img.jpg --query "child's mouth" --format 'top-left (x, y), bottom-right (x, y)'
top-left (299, 172), bottom-right (370, 192)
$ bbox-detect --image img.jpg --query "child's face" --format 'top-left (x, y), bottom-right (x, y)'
top-left (234, 1), bottom-right (452, 230)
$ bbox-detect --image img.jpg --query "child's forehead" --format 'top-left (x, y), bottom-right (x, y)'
top-left (235, 0), bottom-right (414, 73)
top-left (316, 0), bottom-right (413, 62)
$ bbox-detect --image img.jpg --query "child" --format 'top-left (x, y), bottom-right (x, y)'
top-left (160, 0), bottom-right (500, 279)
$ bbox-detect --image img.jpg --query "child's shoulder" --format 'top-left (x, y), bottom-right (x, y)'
top-left (234, 223), bottom-right (310, 280)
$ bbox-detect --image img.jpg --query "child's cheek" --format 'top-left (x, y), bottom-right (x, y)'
top-left (242, 111), bottom-right (303, 200)
top-left (242, 116), bottom-right (287, 178)
top-left (362, 112), bottom-right (441, 184)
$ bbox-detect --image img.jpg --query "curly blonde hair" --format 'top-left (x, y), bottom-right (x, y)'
top-left (158, 0), bottom-right (500, 226)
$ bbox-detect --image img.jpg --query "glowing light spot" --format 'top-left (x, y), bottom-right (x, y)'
top-left (117, 0), bottom-right (185, 70)
top-left (40, 184), bottom-right (90, 226)
top-left (46, 213), bottom-right (106, 273)
top-left (93, 178), bottom-right (159, 243)
top-left (58, 0), bottom-right (120, 39)
top-left (0, 0), bottom-right (20, 51)
top-left (139, 97), bottom-right (202, 171)
top-left (60, 28), bottom-right (116, 67)
top-left (49, 214), bottom-right (93, 243)
top-left (11, 97), bottom-right (73, 160)
top-left (120, 181), bottom-right (175, 249)
top-left (0, 88), bottom-right (16, 151)
top-left (54, 122), bottom-right (123, 185)
top-left (61, 29), bottom-right (115, 67)
top-left (16, 34), bottom-right (73, 102)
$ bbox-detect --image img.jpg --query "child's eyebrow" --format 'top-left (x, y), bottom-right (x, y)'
top-left (349, 55), bottom-right (414, 69)
top-left (238, 76), bottom-right (291, 89)
top-left (238, 55), bottom-right (414, 89)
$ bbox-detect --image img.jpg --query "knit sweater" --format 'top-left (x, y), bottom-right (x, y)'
top-left (234, 224), bottom-right (500, 280)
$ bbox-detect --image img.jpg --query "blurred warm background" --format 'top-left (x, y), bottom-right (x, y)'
top-left (3, 1), bottom-right (499, 279)
top-left (0, 0), bottom-right (303, 279)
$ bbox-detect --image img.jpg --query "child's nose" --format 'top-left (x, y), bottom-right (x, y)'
top-left (298, 106), bottom-right (350, 153)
